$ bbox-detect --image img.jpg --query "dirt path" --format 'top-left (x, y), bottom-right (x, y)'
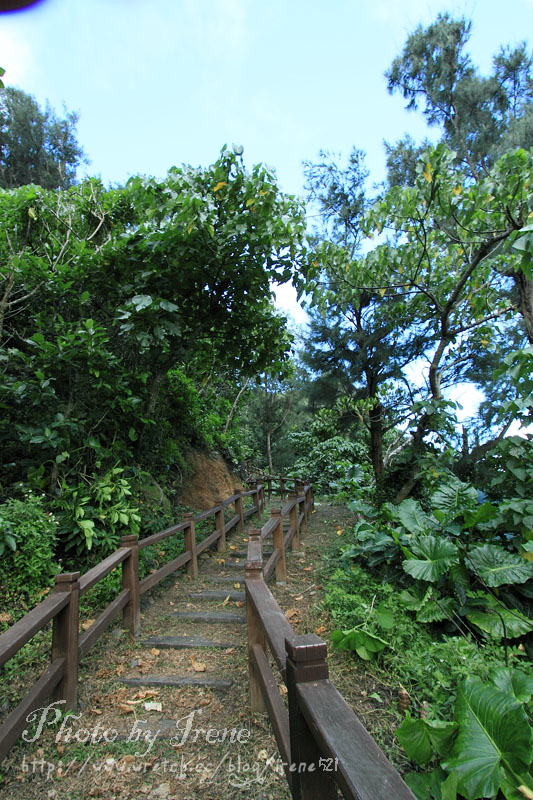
top-left (0, 500), bottom-right (366, 800)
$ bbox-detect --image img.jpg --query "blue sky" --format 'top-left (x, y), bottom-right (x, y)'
top-left (2, 0), bottom-right (532, 198)
top-left (1, 0), bottom-right (532, 423)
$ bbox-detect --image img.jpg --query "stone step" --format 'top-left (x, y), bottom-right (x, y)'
top-left (169, 610), bottom-right (245, 624)
top-left (232, 550), bottom-right (273, 558)
top-left (142, 635), bottom-right (240, 650)
top-left (205, 575), bottom-right (245, 584)
top-left (120, 676), bottom-right (233, 690)
top-left (188, 590), bottom-right (246, 602)
top-left (219, 560), bottom-right (245, 569)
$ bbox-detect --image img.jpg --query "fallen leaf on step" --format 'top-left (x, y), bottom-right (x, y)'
top-left (222, 595), bottom-right (230, 607)
top-left (229, 545), bottom-right (237, 550)
top-left (118, 703), bottom-right (134, 714)
top-left (89, 708), bottom-right (102, 715)
top-left (315, 626), bottom-right (327, 635)
top-left (116, 665), bottom-right (124, 677)
top-left (233, 583), bottom-right (241, 589)
top-left (285, 608), bottom-right (300, 621)
top-left (279, 685), bottom-right (288, 696)
top-left (235, 601), bottom-right (244, 607)
top-left (224, 648), bottom-right (235, 654)
top-left (243, 537), bottom-right (248, 542)
top-left (150, 648), bottom-right (160, 656)
top-left (81, 619), bottom-right (95, 631)
top-left (0, 612), bottom-right (12, 624)
top-left (191, 656), bottom-right (206, 672)
top-left (303, 566), bottom-right (313, 572)
top-left (336, 529), bottom-right (344, 536)
top-left (216, 559), bottom-right (225, 565)
top-left (133, 690), bottom-right (159, 700)
top-left (144, 701), bottom-right (163, 712)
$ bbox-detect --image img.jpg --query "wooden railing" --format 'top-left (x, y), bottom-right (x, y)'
top-left (0, 478), bottom-right (273, 762)
top-left (245, 488), bottom-right (415, 800)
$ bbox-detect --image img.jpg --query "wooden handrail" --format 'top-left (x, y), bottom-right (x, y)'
top-left (244, 482), bottom-right (416, 800)
top-left (0, 472), bottom-right (280, 764)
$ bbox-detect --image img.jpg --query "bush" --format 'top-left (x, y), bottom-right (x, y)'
top-left (0, 492), bottom-right (59, 606)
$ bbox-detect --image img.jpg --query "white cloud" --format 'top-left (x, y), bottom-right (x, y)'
top-left (0, 27), bottom-right (34, 88)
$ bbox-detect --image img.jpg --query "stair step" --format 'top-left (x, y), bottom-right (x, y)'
top-left (142, 635), bottom-right (240, 649)
top-left (169, 610), bottom-right (245, 624)
top-left (232, 550), bottom-right (272, 558)
top-left (188, 590), bottom-right (246, 601)
top-left (120, 676), bottom-right (233, 690)
top-left (207, 576), bottom-right (245, 584)
top-left (220, 560), bottom-right (245, 569)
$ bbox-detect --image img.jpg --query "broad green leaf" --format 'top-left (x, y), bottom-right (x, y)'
top-left (431, 482), bottom-right (477, 518)
top-left (405, 767), bottom-right (449, 800)
top-left (398, 498), bottom-right (436, 535)
top-left (466, 594), bottom-right (532, 640)
top-left (131, 294), bottom-right (152, 310)
top-left (467, 544), bottom-right (533, 587)
top-left (159, 299), bottom-right (179, 312)
top-left (397, 713), bottom-right (458, 765)
top-left (375, 602), bottom-right (395, 630)
top-left (488, 668), bottom-right (533, 704)
top-left (403, 536), bottom-right (459, 582)
top-left (499, 770), bottom-right (533, 800)
top-left (463, 502), bottom-right (499, 530)
top-left (416, 594), bottom-right (456, 623)
top-left (443, 677), bottom-right (532, 799)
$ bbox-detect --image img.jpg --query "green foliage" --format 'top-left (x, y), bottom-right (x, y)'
top-left (0, 492), bottom-right (58, 604)
top-left (55, 468), bottom-right (141, 561)
top-left (0, 87), bottom-right (86, 189)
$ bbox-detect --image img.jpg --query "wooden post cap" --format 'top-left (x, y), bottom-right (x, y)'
top-left (270, 508), bottom-right (282, 517)
top-left (121, 534), bottom-right (138, 545)
top-left (54, 572), bottom-right (80, 585)
top-left (285, 634), bottom-right (327, 663)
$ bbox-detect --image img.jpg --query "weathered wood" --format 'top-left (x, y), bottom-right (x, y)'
top-left (286, 635), bottom-right (337, 800)
top-left (142, 635), bottom-right (239, 649)
top-left (196, 529), bottom-right (220, 555)
top-left (261, 516), bottom-right (278, 542)
top-left (234, 490), bottom-right (245, 532)
top-left (138, 521), bottom-right (187, 551)
top-left (193, 507), bottom-right (217, 522)
top-left (224, 514), bottom-right (240, 533)
top-left (78, 589), bottom-right (130, 659)
top-left (250, 644), bottom-right (291, 769)
top-left (188, 590), bottom-right (245, 601)
top-left (0, 657), bottom-right (65, 762)
top-left (122, 535), bottom-right (140, 637)
top-left (120, 676), bottom-right (233, 690)
top-left (78, 548), bottom-right (129, 596)
top-left (184, 512), bottom-right (198, 580)
top-left (243, 506), bottom-right (256, 520)
top-left (215, 506), bottom-right (226, 551)
top-left (169, 610), bottom-right (245, 624)
top-left (222, 493), bottom-right (240, 508)
top-left (245, 580), bottom-right (293, 677)
top-left (51, 572), bottom-right (80, 710)
top-left (289, 491), bottom-right (300, 550)
top-left (245, 532), bottom-right (266, 712)
top-left (297, 681), bottom-right (416, 800)
top-left (139, 551), bottom-right (190, 595)
top-left (263, 548), bottom-right (281, 583)
top-left (271, 508), bottom-right (287, 583)
top-left (0, 593), bottom-right (69, 668)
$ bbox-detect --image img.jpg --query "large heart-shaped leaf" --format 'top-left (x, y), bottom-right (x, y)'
top-left (397, 713), bottom-right (458, 764)
top-left (432, 482), bottom-right (477, 519)
top-left (465, 594), bottom-right (532, 639)
top-left (403, 536), bottom-right (459, 582)
top-left (397, 498), bottom-right (436, 535)
top-left (489, 668), bottom-right (533, 704)
top-left (467, 544), bottom-right (533, 587)
top-left (442, 677), bottom-right (532, 799)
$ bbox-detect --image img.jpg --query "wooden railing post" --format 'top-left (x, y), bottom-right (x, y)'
top-left (280, 477), bottom-right (286, 501)
top-left (289, 491), bottom-right (300, 551)
top-left (297, 481), bottom-right (308, 534)
top-left (121, 535), bottom-right (141, 638)
top-left (235, 490), bottom-right (245, 532)
top-left (271, 508), bottom-right (287, 583)
top-left (184, 512), bottom-right (198, 579)
top-left (285, 635), bottom-right (337, 800)
top-left (245, 529), bottom-right (266, 712)
top-left (215, 504), bottom-right (226, 552)
top-left (51, 572), bottom-right (80, 711)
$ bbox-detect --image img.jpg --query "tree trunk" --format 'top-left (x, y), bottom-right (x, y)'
top-left (266, 429), bottom-right (273, 474)
top-left (369, 402), bottom-right (385, 484)
top-left (513, 270), bottom-right (533, 344)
